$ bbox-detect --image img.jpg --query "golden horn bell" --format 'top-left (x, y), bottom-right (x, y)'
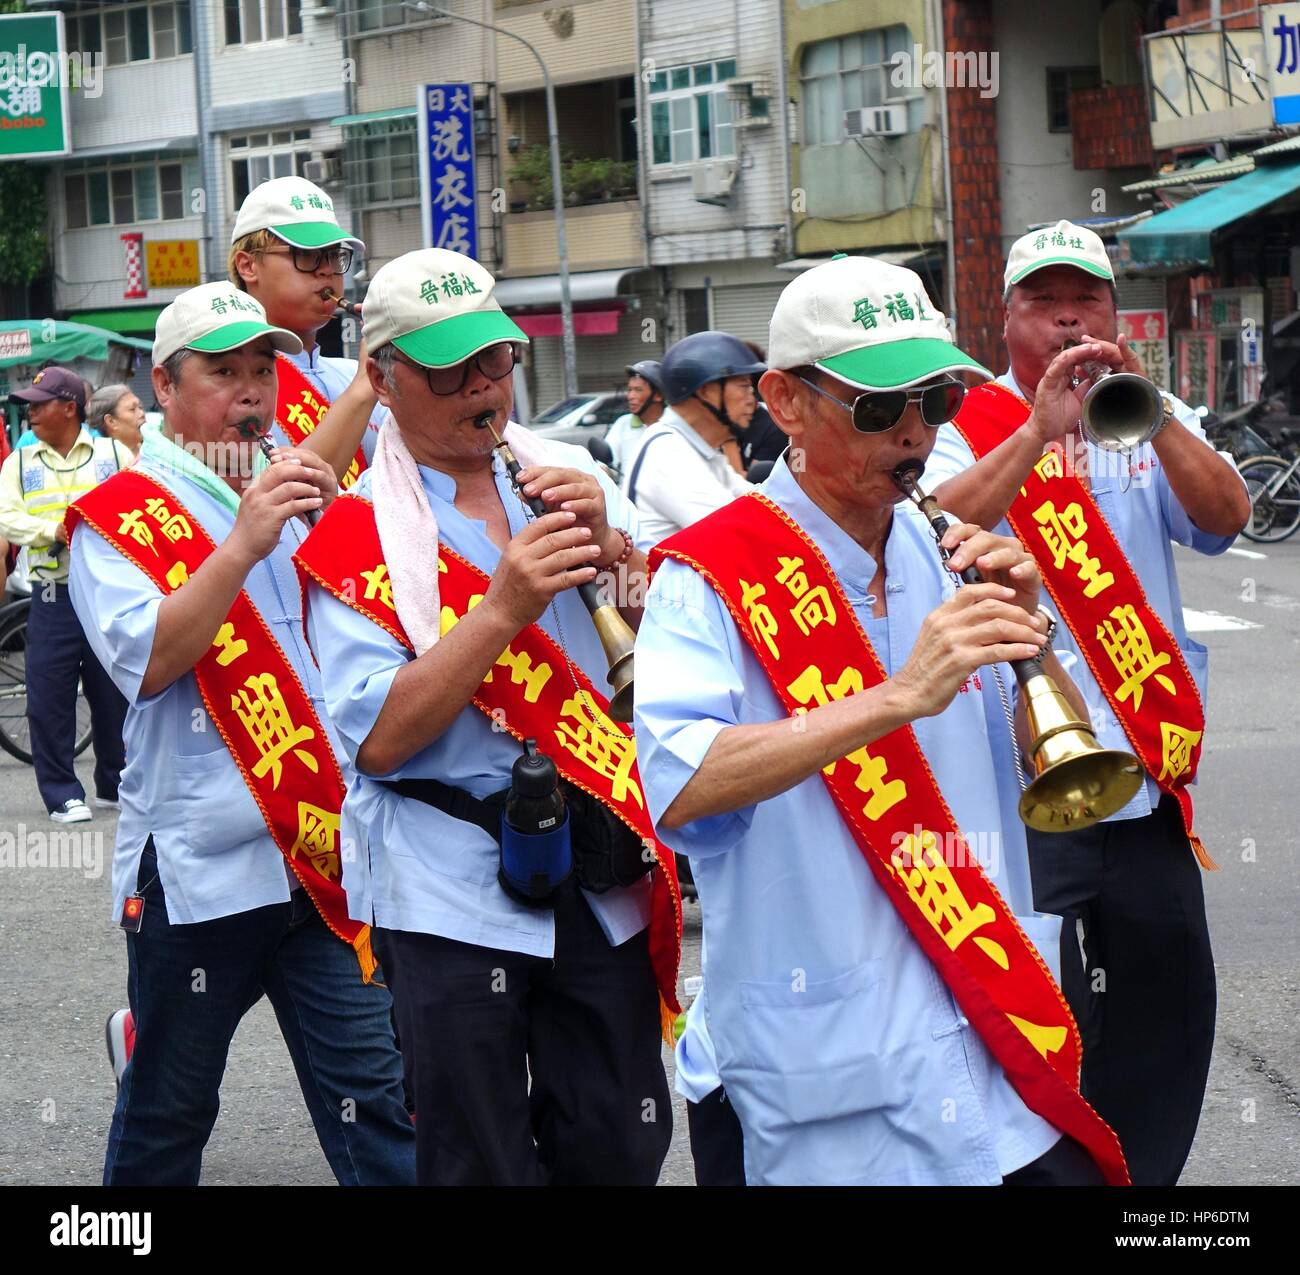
top-left (589, 600), bottom-right (636, 723)
top-left (1016, 672), bottom-right (1144, 832)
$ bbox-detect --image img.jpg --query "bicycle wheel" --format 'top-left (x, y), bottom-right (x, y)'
top-left (0, 601), bottom-right (33, 764)
top-left (1239, 455), bottom-right (1300, 543)
top-left (0, 602), bottom-right (94, 766)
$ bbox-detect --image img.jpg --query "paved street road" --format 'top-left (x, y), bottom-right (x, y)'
top-left (1, 539), bottom-right (1295, 1186)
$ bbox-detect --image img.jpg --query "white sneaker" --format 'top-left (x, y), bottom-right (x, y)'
top-left (50, 798), bottom-right (92, 824)
top-left (94, 795), bottom-right (121, 811)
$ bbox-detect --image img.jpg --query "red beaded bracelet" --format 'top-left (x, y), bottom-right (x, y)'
top-left (598, 527), bottom-right (635, 568)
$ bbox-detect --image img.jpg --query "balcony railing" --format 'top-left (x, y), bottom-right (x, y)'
top-left (506, 146), bottom-right (638, 212)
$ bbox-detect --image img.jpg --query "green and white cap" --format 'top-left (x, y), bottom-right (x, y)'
top-left (1004, 219), bottom-right (1113, 291)
top-left (767, 253), bottom-right (990, 391)
top-left (153, 282), bottom-right (303, 366)
top-left (363, 248), bottom-right (527, 367)
top-left (230, 176), bottom-right (365, 253)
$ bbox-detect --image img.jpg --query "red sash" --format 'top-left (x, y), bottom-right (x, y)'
top-left (652, 493), bottom-right (1129, 1185)
top-left (293, 495), bottom-right (683, 1036)
top-left (67, 472), bottom-right (374, 977)
top-left (951, 382), bottom-right (1213, 870)
top-left (276, 355), bottom-right (366, 490)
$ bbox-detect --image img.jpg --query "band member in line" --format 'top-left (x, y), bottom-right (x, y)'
top-left (925, 221), bottom-right (1249, 1185)
top-left (229, 175), bottom-right (381, 486)
top-left (68, 283), bottom-right (414, 1186)
top-left (295, 248), bottom-right (681, 1186)
top-left (634, 254), bottom-right (1129, 1186)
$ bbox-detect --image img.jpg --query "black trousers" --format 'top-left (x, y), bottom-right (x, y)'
top-left (376, 881), bottom-right (671, 1185)
top-left (687, 1086), bottom-right (746, 1186)
top-left (1003, 1137), bottom-right (1105, 1186)
top-left (27, 584), bottom-right (127, 811)
top-left (1027, 795), bottom-right (1216, 1186)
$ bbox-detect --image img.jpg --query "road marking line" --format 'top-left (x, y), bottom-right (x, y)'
top-left (1226, 546), bottom-right (1268, 560)
top-left (1183, 608), bottom-right (1261, 632)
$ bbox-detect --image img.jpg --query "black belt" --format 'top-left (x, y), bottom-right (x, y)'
top-left (379, 776), bottom-right (506, 842)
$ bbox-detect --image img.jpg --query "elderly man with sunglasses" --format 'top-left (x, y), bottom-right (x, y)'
top-left (229, 177), bottom-right (384, 488)
top-left (294, 248), bottom-right (681, 1186)
top-left (634, 254), bottom-right (1131, 1186)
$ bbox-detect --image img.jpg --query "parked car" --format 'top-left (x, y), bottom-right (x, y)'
top-left (525, 391), bottom-right (629, 449)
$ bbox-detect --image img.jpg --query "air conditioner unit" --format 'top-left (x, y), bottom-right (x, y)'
top-left (692, 158), bottom-right (738, 206)
top-left (303, 154), bottom-right (341, 185)
top-left (843, 105), bottom-right (907, 138)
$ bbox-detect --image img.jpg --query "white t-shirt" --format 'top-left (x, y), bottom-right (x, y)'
top-left (622, 407), bottom-right (750, 551)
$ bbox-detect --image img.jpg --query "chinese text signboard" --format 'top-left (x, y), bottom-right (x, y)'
top-left (1118, 309), bottom-right (1170, 390)
top-left (0, 12), bottom-right (71, 160)
top-left (418, 83), bottom-right (477, 258)
top-left (146, 240), bottom-right (201, 289)
top-left (1175, 332), bottom-right (1217, 410)
top-left (1264, 4), bottom-right (1300, 125)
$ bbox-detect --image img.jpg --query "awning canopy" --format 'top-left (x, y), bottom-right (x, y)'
top-left (493, 268), bottom-right (643, 309)
top-left (1116, 161), bottom-right (1300, 266)
top-left (514, 308), bottom-right (623, 338)
top-left (67, 307), bottom-right (164, 335)
top-left (330, 107), bottom-right (416, 128)
top-left (0, 321), bottom-right (152, 371)
top-left (776, 248), bottom-right (941, 272)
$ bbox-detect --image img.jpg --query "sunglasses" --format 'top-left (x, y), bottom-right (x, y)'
top-left (397, 342), bottom-right (523, 396)
top-left (798, 374), bottom-right (965, 433)
top-left (261, 245), bottom-right (354, 275)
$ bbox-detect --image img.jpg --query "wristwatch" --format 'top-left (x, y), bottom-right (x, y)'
top-left (1032, 607), bottom-right (1057, 664)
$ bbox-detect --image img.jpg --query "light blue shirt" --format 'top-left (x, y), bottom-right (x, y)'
top-left (304, 438), bottom-right (653, 958)
top-left (269, 346), bottom-right (384, 465)
top-left (69, 428), bottom-right (350, 927)
top-left (603, 412), bottom-right (643, 474)
top-left (925, 369), bottom-right (1243, 820)
top-left (635, 457), bottom-right (1064, 1186)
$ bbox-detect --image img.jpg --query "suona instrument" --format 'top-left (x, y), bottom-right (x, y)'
top-left (1063, 336), bottom-right (1171, 452)
top-left (892, 459), bottom-right (1142, 831)
top-left (475, 412), bottom-right (635, 722)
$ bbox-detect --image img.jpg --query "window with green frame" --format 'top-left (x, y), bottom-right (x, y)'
top-left (343, 116), bottom-right (419, 206)
top-left (648, 59), bottom-right (738, 166)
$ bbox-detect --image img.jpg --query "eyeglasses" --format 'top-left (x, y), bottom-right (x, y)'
top-left (798, 374), bottom-right (965, 433)
top-left (261, 245), bottom-right (354, 275)
top-left (397, 342), bottom-right (523, 396)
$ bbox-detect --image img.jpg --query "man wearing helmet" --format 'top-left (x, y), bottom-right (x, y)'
top-left (604, 361), bottom-right (665, 475)
top-left (622, 331), bottom-right (765, 548)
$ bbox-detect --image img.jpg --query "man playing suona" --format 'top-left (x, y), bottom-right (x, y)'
top-left (68, 283), bottom-right (414, 1186)
top-left (295, 248), bottom-right (681, 1186)
top-left (635, 254), bottom-right (1129, 1186)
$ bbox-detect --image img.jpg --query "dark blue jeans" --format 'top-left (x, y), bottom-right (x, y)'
top-left (27, 583), bottom-right (126, 811)
top-left (104, 843), bottom-right (415, 1185)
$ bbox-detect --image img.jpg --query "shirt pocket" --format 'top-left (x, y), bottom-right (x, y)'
top-left (737, 958), bottom-right (906, 1124)
top-left (1178, 638), bottom-right (1209, 704)
top-left (172, 750), bottom-right (269, 855)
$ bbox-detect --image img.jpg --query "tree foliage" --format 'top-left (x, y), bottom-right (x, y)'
top-left (0, 0), bottom-right (50, 287)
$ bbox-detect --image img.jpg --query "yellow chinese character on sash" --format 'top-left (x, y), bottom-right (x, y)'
top-left (1096, 604), bottom-right (1176, 710)
top-left (231, 672), bottom-right (320, 789)
top-left (117, 509), bottom-right (159, 556)
top-left (361, 563), bottom-right (394, 610)
top-left (843, 743), bottom-right (907, 820)
top-left (1007, 1013), bottom-right (1068, 1060)
top-left (1031, 500), bottom-right (1115, 598)
top-left (291, 801), bottom-right (341, 881)
top-left (889, 830), bottom-right (1009, 969)
top-left (212, 621), bottom-right (249, 667)
top-left (439, 590), bottom-right (484, 637)
top-left (341, 458), bottom-right (361, 489)
top-left (774, 555), bottom-right (837, 636)
top-left (143, 497), bottom-right (192, 543)
top-left (284, 402), bottom-right (317, 434)
top-left (1159, 721), bottom-right (1202, 781)
top-left (786, 664), bottom-right (865, 774)
top-left (300, 388), bottom-right (329, 424)
top-left (554, 694), bottom-right (643, 808)
top-left (1019, 448), bottom-right (1065, 498)
top-left (489, 644), bottom-right (553, 704)
top-left (165, 561), bottom-right (190, 589)
top-left (143, 496), bottom-right (171, 525)
top-left (739, 579), bottom-right (780, 659)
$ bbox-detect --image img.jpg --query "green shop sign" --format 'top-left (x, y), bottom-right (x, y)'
top-left (0, 12), bottom-right (72, 161)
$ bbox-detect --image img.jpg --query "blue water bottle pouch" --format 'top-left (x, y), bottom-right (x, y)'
top-left (498, 809), bottom-right (572, 907)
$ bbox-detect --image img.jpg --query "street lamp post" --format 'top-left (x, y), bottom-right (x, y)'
top-left (404, 2), bottom-right (578, 398)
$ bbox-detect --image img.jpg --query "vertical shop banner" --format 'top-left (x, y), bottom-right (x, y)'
top-left (0, 11), bottom-right (71, 160)
top-left (1118, 309), bottom-right (1170, 390)
top-left (122, 234), bottom-right (147, 299)
top-left (418, 83), bottom-right (478, 258)
top-left (1175, 332), bottom-right (1217, 410)
top-left (1264, 3), bottom-right (1300, 125)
